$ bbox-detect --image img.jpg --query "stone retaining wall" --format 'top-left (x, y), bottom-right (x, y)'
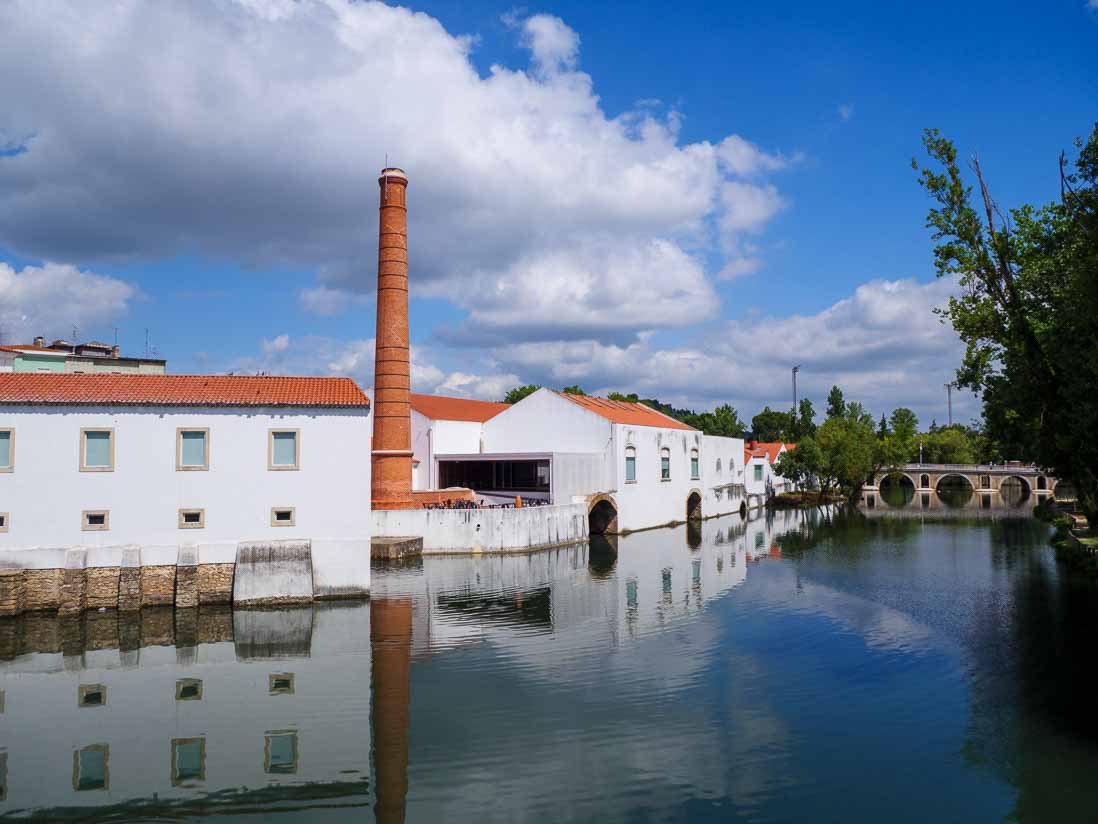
top-left (0, 540), bottom-right (369, 617)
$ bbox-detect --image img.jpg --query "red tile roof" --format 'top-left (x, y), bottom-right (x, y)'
top-left (0, 344), bottom-right (66, 355)
top-left (557, 392), bottom-right (696, 431)
top-left (0, 374), bottom-right (370, 408)
top-left (744, 442), bottom-right (793, 465)
top-left (410, 393), bottom-right (508, 423)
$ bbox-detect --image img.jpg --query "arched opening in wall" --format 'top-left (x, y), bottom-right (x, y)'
top-left (999, 476), bottom-right (1030, 507)
top-left (920, 473), bottom-right (930, 489)
top-left (588, 497), bottom-right (618, 536)
top-left (936, 474), bottom-right (974, 507)
top-left (739, 501), bottom-right (747, 519)
top-left (686, 491), bottom-right (702, 522)
top-left (879, 473), bottom-right (915, 508)
top-left (1036, 475), bottom-right (1047, 491)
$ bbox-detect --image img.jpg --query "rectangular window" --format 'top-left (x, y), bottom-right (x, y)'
top-left (82, 510), bottom-right (109, 531)
top-left (0, 513), bottom-right (7, 533)
top-left (625, 452), bottom-right (636, 482)
top-left (178, 509), bottom-right (205, 529)
top-left (265, 731), bottom-right (299, 775)
top-left (271, 507), bottom-right (296, 527)
top-left (691, 456), bottom-right (699, 479)
top-left (176, 679), bottom-right (203, 701)
top-left (269, 430), bottom-right (299, 470)
top-left (177, 429), bottom-right (209, 470)
top-left (73, 745), bottom-right (109, 792)
top-left (80, 429), bottom-right (114, 472)
top-left (661, 456), bottom-right (670, 480)
top-left (171, 738), bottom-right (206, 787)
top-left (78, 684), bottom-right (107, 708)
top-left (754, 464), bottom-right (763, 482)
top-left (0, 429), bottom-right (12, 472)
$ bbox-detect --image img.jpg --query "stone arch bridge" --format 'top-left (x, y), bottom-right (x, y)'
top-left (865, 464), bottom-right (1058, 495)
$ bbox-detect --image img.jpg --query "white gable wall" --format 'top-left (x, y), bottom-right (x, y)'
top-left (0, 404), bottom-right (371, 552)
top-left (483, 389), bottom-right (612, 455)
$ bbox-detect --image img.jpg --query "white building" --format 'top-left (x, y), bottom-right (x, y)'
top-left (0, 373), bottom-right (372, 600)
top-left (410, 393), bottom-right (508, 492)
top-left (410, 389), bottom-right (749, 533)
top-left (744, 441), bottom-right (795, 503)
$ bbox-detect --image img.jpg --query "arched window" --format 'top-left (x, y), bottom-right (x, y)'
top-left (716, 458), bottom-right (722, 476)
top-left (690, 448), bottom-right (700, 479)
top-left (920, 473), bottom-right (930, 488)
top-left (625, 446), bottom-right (637, 483)
top-left (660, 447), bottom-right (671, 481)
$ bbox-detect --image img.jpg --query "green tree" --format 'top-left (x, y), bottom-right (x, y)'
top-left (775, 440), bottom-right (822, 491)
top-left (561, 385), bottom-right (586, 396)
top-left (921, 427), bottom-right (976, 464)
top-left (751, 406), bottom-right (791, 442)
top-left (889, 408), bottom-right (919, 443)
top-left (877, 414), bottom-right (890, 439)
top-left (792, 398), bottom-right (817, 439)
top-left (503, 384), bottom-right (541, 404)
top-left (826, 385), bottom-right (846, 419)
top-left (817, 414), bottom-right (878, 500)
top-left (915, 124), bottom-right (1098, 523)
top-left (607, 391), bottom-right (639, 402)
top-left (694, 404), bottom-right (747, 438)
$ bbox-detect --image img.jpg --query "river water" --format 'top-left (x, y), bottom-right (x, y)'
top-left (2, 503), bottom-right (1098, 822)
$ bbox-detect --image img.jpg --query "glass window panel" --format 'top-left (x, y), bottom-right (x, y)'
top-left (0, 432), bottom-right (9, 468)
top-left (84, 431), bottom-right (111, 467)
top-left (754, 464), bottom-right (763, 481)
top-left (76, 748), bottom-right (107, 791)
top-left (272, 432), bottom-right (297, 466)
top-left (625, 456), bottom-right (636, 482)
top-left (173, 740), bottom-right (204, 782)
top-left (691, 457), bottom-right (699, 477)
top-left (661, 457), bottom-right (670, 480)
top-left (180, 431), bottom-right (206, 466)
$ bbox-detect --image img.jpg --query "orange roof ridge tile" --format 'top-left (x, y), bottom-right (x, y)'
top-left (0, 373), bottom-right (369, 407)
top-left (410, 393), bottom-right (509, 423)
top-left (556, 391), bottom-right (696, 431)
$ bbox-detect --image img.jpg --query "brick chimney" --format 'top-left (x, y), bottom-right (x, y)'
top-left (371, 168), bottom-right (415, 510)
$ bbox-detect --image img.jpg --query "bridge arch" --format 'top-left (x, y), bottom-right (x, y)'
top-left (1000, 474), bottom-right (1032, 495)
top-left (935, 473), bottom-right (975, 492)
top-left (587, 494), bottom-right (618, 536)
top-left (879, 471), bottom-right (918, 489)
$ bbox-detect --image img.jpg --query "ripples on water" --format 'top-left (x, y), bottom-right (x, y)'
top-left (2, 505), bottom-right (1098, 822)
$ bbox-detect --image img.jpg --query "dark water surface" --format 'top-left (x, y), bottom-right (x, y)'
top-left (3, 508), bottom-right (1098, 822)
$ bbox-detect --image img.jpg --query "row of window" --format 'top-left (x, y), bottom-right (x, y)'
top-left (0, 507), bottom-right (297, 534)
top-left (0, 427), bottom-right (301, 473)
top-left (625, 446), bottom-right (701, 483)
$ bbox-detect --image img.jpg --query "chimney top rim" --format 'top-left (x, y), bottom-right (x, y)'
top-left (379, 167), bottom-right (407, 181)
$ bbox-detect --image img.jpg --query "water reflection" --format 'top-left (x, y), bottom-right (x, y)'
top-left (2, 508), bottom-right (1098, 821)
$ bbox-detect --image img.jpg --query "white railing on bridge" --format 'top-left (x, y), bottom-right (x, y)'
top-left (898, 463), bottom-right (1044, 474)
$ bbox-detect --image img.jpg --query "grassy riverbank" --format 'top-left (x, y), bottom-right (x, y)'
top-left (768, 491), bottom-right (846, 509)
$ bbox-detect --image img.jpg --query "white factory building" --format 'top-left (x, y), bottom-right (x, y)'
top-left (407, 388), bottom-right (758, 534)
top-left (0, 373), bottom-right (372, 600)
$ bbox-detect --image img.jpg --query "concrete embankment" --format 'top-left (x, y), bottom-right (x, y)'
top-left (372, 502), bottom-right (588, 555)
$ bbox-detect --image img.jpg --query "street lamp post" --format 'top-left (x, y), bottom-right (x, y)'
top-left (944, 382), bottom-right (954, 427)
top-left (792, 365), bottom-right (800, 417)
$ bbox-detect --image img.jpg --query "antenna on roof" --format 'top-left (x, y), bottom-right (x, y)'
top-left (145, 328), bottom-right (150, 358)
top-left (113, 327), bottom-right (119, 347)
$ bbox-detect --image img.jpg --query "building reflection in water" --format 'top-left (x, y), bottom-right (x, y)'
top-left (0, 506), bottom-right (834, 820)
top-left (0, 603), bottom-right (377, 819)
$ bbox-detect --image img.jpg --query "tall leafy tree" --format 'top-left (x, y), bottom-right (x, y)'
top-left (751, 406), bottom-right (791, 442)
top-left (826, 385), bottom-right (846, 420)
top-left (915, 124), bottom-right (1098, 523)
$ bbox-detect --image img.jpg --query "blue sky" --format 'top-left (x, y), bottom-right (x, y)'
top-left (0, 0), bottom-right (1095, 428)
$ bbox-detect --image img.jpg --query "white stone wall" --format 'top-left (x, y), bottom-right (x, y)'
top-left (0, 404), bottom-right (372, 553)
top-left (483, 389), bottom-right (612, 454)
top-left (610, 423), bottom-right (704, 531)
top-left (372, 502), bottom-right (588, 554)
top-left (699, 434), bottom-right (746, 517)
top-left (411, 410), bottom-right (485, 490)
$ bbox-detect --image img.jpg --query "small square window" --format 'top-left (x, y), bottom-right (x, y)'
top-left (0, 513), bottom-right (7, 533)
top-left (72, 744), bottom-right (109, 791)
top-left (80, 429), bottom-right (114, 472)
top-left (754, 464), bottom-right (763, 482)
top-left (171, 738), bottom-right (206, 787)
top-left (268, 430), bottom-right (299, 470)
top-left (178, 509), bottom-right (205, 529)
top-left (82, 510), bottom-right (110, 532)
top-left (78, 683), bottom-right (107, 708)
top-left (269, 673), bottom-right (295, 695)
top-left (176, 678), bottom-right (203, 701)
top-left (264, 731), bottom-right (299, 774)
top-left (177, 428), bottom-right (209, 471)
top-left (270, 507), bottom-right (296, 527)
top-left (0, 429), bottom-right (12, 472)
